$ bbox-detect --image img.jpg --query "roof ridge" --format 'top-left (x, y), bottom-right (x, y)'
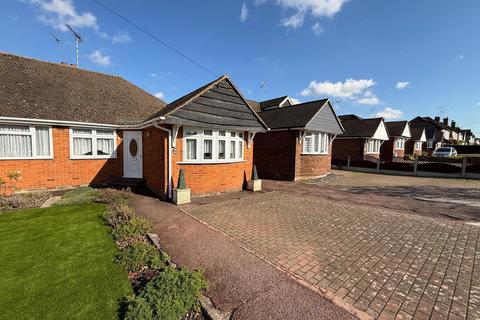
top-left (259, 98), bottom-right (328, 112)
top-left (0, 51), bottom-right (124, 80)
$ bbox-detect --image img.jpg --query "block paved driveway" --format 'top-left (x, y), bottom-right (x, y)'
top-left (184, 172), bottom-right (480, 320)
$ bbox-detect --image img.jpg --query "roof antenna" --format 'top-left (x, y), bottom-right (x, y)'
top-left (49, 32), bottom-right (61, 62)
top-left (66, 24), bottom-right (82, 67)
top-left (260, 80), bottom-right (267, 102)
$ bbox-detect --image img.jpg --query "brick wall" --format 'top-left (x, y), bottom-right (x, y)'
top-left (253, 131), bottom-right (296, 180)
top-left (332, 138), bottom-right (366, 162)
top-left (294, 137), bottom-right (332, 180)
top-left (170, 127), bottom-right (253, 196)
top-left (0, 127), bottom-right (122, 193)
top-left (405, 140), bottom-right (423, 156)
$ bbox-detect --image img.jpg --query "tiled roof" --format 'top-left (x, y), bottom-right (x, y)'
top-left (385, 121), bottom-right (408, 137)
top-left (0, 52), bottom-right (167, 125)
top-left (257, 99), bottom-right (328, 129)
top-left (339, 117), bottom-right (383, 138)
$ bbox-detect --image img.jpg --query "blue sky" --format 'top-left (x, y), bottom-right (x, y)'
top-left (1, 0), bottom-right (479, 134)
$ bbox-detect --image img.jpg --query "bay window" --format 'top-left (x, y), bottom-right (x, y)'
top-left (182, 127), bottom-right (244, 163)
top-left (366, 139), bottom-right (382, 153)
top-left (70, 128), bottom-right (116, 159)
top-left (0, 124), bottom-right (52, 159)
top-left (303, 132), bottom-right (329, 154)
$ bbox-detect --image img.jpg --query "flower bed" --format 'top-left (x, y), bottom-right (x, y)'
top-left (95, 189), bottom-right (208, 320)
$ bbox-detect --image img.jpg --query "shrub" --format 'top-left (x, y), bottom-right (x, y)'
top-left (95, 188), bottom-right (131, 205)
top-left (117, 242), bottom-right (167, 273)
top-left (124, 267), bottom-right (207, 320)
top-left (104, 203), bottom-right (135, 228)
top-left (53, 187), bottom-right (98, 206)
top-left (112, 217), bottom-right (153, 241)
top-left (0, 192), bottom-right (51, 212)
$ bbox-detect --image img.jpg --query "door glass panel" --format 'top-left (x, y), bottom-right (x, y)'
top-left (129, 139), bottom-right (138, 157)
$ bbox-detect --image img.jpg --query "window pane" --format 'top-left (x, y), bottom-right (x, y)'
top-left (219, 131), bottom-right (226, 137)
top-left (204, 130), bottom-right (213, 136)
top-left (314, 133), bottom-right (319, 153)
top-left (0, 134), bottom-right (32, 157)
top-left (230, 141), bottom-right (236, 159)
top-left (97, 138), bottom-right (114, 155)
top-left (230, 132), bottom-right (236, 138)
top-left (0, 125), bottom-right (29, 132)
top-left (218, 140), bottom-right (225, 159)
top-left (186, 139), bottom-right (197, 160)
top-left (73, 138), bottom-right (92, 156)
top-left (72, 128), bottom-right (92, 135)
top-left (239, 132), bottom-right (244, 139)
top-left (96, 130), bottom-right (114, 136)
top-left (35, 127), bottom-right (50, 156)
top-left (303, 137), bottom-right (312, 153)
top-left (238, 141), bottom-right (243, 159)
top-left (204, 139), bottom-right (212, 160)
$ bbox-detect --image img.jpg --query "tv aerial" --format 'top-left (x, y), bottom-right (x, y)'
top-left (66, 24), bottom-right (82, 67)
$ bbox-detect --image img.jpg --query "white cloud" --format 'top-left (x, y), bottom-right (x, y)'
top-left (375, 107), bottom-right (403, 120)
top-left (87, 50), bottom-right (111, 67)
top-left (240, 2), bottom-right (249, 22)
top-left (301, 78), bottom-right (376, 98)
top-left (454, 54), bottom-right (464, 61)
top-left (311, 22), bottom-right (324, 35)
top-left (280, 11), bottom-right (305, 29)
top-left (29, 0), bottom-right (98, 31)
top-left (356, 91), bottom-right (380, 105)
top-left (477, 102), bottom-right (480, 106)
top-left (111, 32), bottom-right (132, 44)
top-left (290, 97), bottom-right (301, 104)
top-left (259, 0), bottom-right (350, 29)
top-left (150, 73), bottom-right (158, 77)
top-left (395, 81), bottom-right (410, 90)
top-left (154, 92), bottom-right (165, 100)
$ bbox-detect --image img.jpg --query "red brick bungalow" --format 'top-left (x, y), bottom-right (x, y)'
top-left (405, 126), bottom-right (427, 156)
top-left (0, 52), bottom-right (267, 197)
top-left (332, 115), bottom-right (389, 164)
top-left (380, 121), bottom-right (411, 162)
top-left (250, 97), bottom-right (344, 180)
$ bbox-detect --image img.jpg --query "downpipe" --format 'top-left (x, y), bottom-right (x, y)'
top-left (154, 122), bottom-right (172, 199)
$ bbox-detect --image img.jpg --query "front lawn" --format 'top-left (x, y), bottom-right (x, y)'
top-left (0, 203), bottom-right (132, 320)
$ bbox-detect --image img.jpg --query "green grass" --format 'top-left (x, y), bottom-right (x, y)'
top-left (0, 203), bottom-right (132, 320)
top-left (53, 187), bottom-right (98, 206)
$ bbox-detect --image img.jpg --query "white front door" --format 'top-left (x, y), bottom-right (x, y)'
top-left (123, 131), bottom-right (143, 178)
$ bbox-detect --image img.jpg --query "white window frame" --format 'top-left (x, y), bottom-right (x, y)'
top-left (415, 141), bottom-right (423, 150)
top-left (0, 124), bottom-right (53, 160)
top-left (302, 132), bottom-right (330, 155)
top-left (69, 128), bottom-right (117, 159)
top-left (427, 140), bottom-right (434, 149)
top-left (181, 127), bottom-right (245, 164)
top-left (366, 139), bottom-right (382, 154)
top-left (394, 138), bottom-right (405, 150)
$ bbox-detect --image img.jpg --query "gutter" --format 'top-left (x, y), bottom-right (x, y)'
top-left (154, 122), bottom-right (172, 199)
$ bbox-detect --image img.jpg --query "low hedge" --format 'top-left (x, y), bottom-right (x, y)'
top-left (125, 267), bottom-right (207, 320)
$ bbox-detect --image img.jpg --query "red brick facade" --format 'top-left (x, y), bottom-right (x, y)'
top-left (142, 126), bottom-right (254, 198)
top-left (405, 140), bottom-right (424, 156)
top-left (0, 127), bottom-right (122, 193)
top-left (254, 130), bottom-right (332, 181)
top-left (332, 138), bottom-right (367, 162)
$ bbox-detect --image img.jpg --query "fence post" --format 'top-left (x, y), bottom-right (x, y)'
top-left (377, 159), bottom-right (381, 173)
top-left (414, 158), bottom-right (418, 176)
top-left (347, 156), bottom-right (351, 168)
top-left (462, 158), bottom-right (467, 178)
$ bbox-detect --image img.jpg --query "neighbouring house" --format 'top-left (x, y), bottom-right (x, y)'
top-left (251, 97), bottom-right (344, 180)
top-left (409, 116), bottom-right (451, 153)
top-left (460, 129), bottom-right (475, 145)
top-left (380, 121), bottom-right (411, 162)
top-left (0, 52), bottom-right (267, 197)
top-left (405, 126), bottom-right (427, 156)
top-left (332, 115), bottom-right (389, 163)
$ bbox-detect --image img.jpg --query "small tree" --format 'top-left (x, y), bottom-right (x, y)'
top-left (7, 170), bottom-right (22, 192)
top-left (251, 165), bottom-right (259, 181)
top-left (177, 169), bottom-right (187, 189)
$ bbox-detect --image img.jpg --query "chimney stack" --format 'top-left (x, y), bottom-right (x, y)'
top-left (434, 116), bottom-right (441, 122)
top-left (451, 120), bottom-right (456, 128)
top-left (443, 117), bottom-right (449, 126)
